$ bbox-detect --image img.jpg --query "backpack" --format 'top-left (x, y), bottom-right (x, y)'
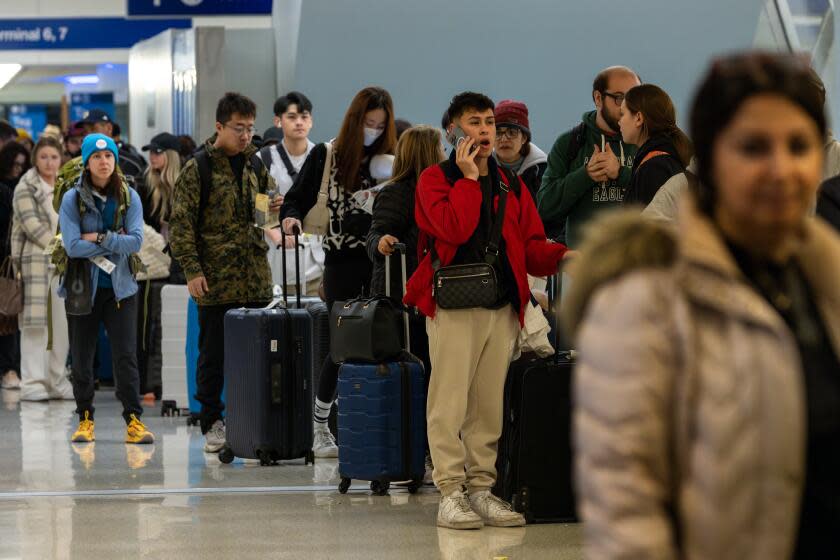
top-left (53, 157), bottom-right (131, 214)
top-left (258, 144), bottom-right (298, 180)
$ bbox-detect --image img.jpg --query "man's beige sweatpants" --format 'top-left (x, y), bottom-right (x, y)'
top-left (426, 305), bottom-right (519, 497)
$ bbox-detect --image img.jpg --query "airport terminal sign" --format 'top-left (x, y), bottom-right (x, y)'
top-left (127, 0), bottom-right (272, 16)
top-left (0, 18), bottom-right (191, 50)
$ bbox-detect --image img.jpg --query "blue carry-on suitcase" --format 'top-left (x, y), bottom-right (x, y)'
top-left (337, 244), bottom-right (426, 495)
top-left (218, 230), bottom-right (315, 466)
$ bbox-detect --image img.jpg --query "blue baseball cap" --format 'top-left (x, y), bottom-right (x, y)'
top-left (81, 133), bottom-right (119, 167)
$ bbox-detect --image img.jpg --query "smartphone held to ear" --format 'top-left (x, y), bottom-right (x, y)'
top-left (449, 126), bottom-right (479, 153)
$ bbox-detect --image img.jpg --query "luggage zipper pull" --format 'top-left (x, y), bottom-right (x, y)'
top-left (337, 316), bottom-right (342, 327)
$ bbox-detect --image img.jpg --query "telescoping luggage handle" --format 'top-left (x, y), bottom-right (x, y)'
top-left (280, 225), bottom-right (303, 308)
top-left (385, 242), bottom-right (411, 354)
top-left (549, 259), bottom-right (575, 361)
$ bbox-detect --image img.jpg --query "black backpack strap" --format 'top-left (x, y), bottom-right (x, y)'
top-left (275, 144), bottom-right (298, 179)
top-left (195, 149), bottom-right (212, 227)
top-left (564, 121), bottom-right (587, 166)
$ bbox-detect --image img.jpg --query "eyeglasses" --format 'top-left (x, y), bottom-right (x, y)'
top-left (223, 123), bottom-right (257, 137)
top-left (602, 91), bottom-right (625, 105)
top-left (496, 127), bottom-right (522, 140)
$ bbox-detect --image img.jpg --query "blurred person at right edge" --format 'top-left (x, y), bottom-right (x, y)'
top-left (646, 67), bottom-right (840, 224)
top-left (404, 92), bottom-right (569, 530)
top-left (493, 100), bottom-right (547, 198)
top-left (617, 84), bottom-right (692, 206)
top-left (281, 86), bottom-right (397, 459)
top-left (565, 52), bottom-right (840, 559)
top-left (536, 66), bottom-right (640, 247)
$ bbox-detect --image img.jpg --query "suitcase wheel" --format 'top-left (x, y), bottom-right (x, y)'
top-left (370, 480), bottom-right (390, 496)
top-left (338, 477), bottom-right (351, 494)
top-left (186, 414), bottom-right (199, 427)
top-left (407, 479), bottom-right (422, 494)
top-left (218, 446), bottom-right (235, 464)
top-left (256, 450), bottom-right (276, 466)
top-left (305, 451), bottom-right (315, 465)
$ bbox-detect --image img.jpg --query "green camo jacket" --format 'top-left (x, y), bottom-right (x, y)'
top-left (169, 137), bottom-right (275, 306)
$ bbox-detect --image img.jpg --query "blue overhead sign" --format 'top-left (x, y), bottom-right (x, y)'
top-left (127, 0), bottom-right (272, 16)
top-left (0, 18), bottom-right (191, 50)
top-left (70, 93), bottom-right (116, 125)
top-left (8, 105), bottom-right (47, 140)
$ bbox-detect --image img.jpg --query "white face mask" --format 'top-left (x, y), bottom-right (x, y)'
top-left (363, 127), bottom-right (383, 147)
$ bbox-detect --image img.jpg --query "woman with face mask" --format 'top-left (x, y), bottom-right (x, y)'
top-left (281, 86), bottom-right (397, 459)
top-left (10, 136), bottom-right (71, 401)
top-left (566, 53), bottom-right (840, 560)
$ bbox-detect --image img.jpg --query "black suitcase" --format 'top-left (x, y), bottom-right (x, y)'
top-left (218, 229), bottom-right (315, 466)
top-left (493, 272), bottom-right (577, 523)
top-left (280, 234), bottom-right (336, 438)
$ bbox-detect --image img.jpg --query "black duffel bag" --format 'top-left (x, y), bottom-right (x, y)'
top-left (330, 296), bottom-right (402, 363)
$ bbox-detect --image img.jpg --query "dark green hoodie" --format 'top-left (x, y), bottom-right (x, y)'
top-left (537, 110), bottom-right (636, 248)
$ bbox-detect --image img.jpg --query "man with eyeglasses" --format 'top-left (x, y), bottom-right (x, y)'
top-left (537, 66), bottom-right (641, 249)
top-left (169, 92), bottom-right (279, 453)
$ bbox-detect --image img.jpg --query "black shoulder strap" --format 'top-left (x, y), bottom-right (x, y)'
top-left (195, 149), bottom-right (212, 227)
top-left (565, 121), bottom-right (587, 166)
top-left (275, 144), bottom-right (298, 179)
top-left (486, 169), bottom-right (515, 264)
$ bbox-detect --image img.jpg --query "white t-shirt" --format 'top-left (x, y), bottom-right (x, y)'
top-left (265, 139), bottom-right (315, 196)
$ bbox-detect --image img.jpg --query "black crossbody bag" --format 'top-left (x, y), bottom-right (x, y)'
top-left (432, 166), bottom-right (515, 310)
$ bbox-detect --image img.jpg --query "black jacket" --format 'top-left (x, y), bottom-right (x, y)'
top-left (365, 178), bottom-right (419, 299)
top-left (624, 134), bottom-right (684, 206)
top-left (817, 175), bottom-right (840, 233)
top-left (519, 161), bottom-right (547, 199)
top-left (0, 182), bottom-right (12, 262)
top-left (134, 174), bottom-right (168, 233)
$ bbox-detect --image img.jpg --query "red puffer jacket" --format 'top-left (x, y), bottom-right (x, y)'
top-left (404, 161), bottom-right (568, 325)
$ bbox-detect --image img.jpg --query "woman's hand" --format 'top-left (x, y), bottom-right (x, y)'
top-left (81, 233), bottom-right (98, 242)
top-left (378, 234), bottom-right (399, 256)
top-left (282, 217), bottom-right (302, 235)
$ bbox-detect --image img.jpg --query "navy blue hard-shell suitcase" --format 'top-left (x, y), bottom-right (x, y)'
top-left (218, 230), bottom-right (315, 466)
top-left (336, 245), bottom-right (426, 495)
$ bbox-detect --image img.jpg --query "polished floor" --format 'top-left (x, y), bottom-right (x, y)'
top-left (0, 389), bottom-right (582, 559)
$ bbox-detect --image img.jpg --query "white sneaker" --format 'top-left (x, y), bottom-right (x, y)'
top-left (1, 371), bottom-right (20, 390)
top-left (312, 426), bottom-right (338, 458)
top-left (468, 490), bottom-right (526, 527)
top-left (437, 488), bottom-right (484, 530)
top-left (203, 420), bottom-right (226, 453)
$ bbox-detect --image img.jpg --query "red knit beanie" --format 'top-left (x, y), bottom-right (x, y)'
top-left (494, 99), bottom-right (530, 134)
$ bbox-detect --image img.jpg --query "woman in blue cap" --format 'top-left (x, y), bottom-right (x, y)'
top-left (58, 133), bottom-right (154, 445)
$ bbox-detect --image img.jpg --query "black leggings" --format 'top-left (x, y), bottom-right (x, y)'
top-left (316, 257), bottom-right (372, 403)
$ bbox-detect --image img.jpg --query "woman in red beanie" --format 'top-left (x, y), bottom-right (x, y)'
top-left (493, 99), bottom-right (548, 197)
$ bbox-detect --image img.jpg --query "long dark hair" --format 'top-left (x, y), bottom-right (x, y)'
top-left (0, 141), bottom-right (31, 184)
top-left (689, 52), bottom-right (827, 214)
top-left (334, 87), bottom-right (396, 192)
top-left (624, 84), bottom-right (693, 167)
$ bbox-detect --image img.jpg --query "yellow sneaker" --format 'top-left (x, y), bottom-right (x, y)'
top-left (125, 414), bottom-right (155, 444)
top-left (71, 412), bottom-right (95, 443)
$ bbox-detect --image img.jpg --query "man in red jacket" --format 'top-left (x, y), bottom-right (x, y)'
top-left (405, 92), bottom-right (569, 530)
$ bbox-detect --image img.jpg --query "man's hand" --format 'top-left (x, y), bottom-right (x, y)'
top-left (188, 275), bottom-right (209, 299)
top-left (269, 193), bottom-right (284, 213)
top-left (587, 144), bottom-right (620, 183)
top-left (377, 234), bottom-right (399, 256)
top-left (81, 233), bottom-right (98, 242)
top-left (282, 217), bottom-right (302, 235)
top-left (455, 137), bottom-right (480, 181)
